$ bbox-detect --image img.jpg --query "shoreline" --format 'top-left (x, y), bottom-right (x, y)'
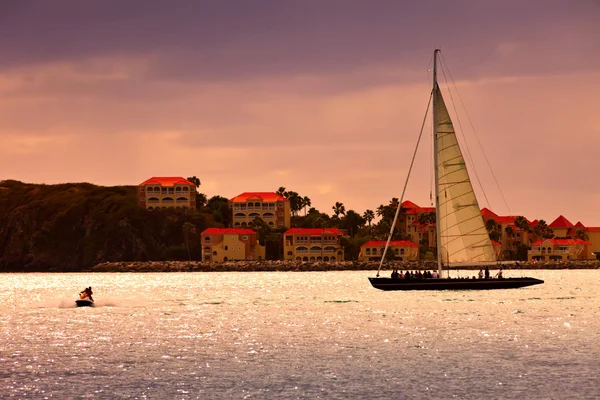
top-left (88, 260), bottom-right (600, 273)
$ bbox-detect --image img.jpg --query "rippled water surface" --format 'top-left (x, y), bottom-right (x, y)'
top-left (1, 270), bottom-right (599, 399)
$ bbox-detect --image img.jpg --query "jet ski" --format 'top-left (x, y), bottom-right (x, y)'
top-left (76, 290), bottom-right (95, 307)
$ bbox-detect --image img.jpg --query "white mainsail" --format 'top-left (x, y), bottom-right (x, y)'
top-left (434, 85), bottom-right (497, 266)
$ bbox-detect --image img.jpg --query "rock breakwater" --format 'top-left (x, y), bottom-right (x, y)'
top-left (90, 260), bottom-right (600, 273)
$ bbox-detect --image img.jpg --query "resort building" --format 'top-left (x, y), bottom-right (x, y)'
top-left (528, 238), bottom-right (592, 261)
top-left (583, 226), bottom-right (600, 257)
top-left (549, 215), bottom-right (575, 238)
top-left (358, 240), bottom-right (419, 262)
top-left (283, 228), bottom-right (344, 262)
top-left (480, 208), bottom-right (533, 251)
top-left (137, 177), bottom-right (197, 211)
top-left (201, 228), bottom-right (265, 262)
top-left (229, 192), bottom-right (291, 229)
top-left (399, 201), bottom-right (435, 244)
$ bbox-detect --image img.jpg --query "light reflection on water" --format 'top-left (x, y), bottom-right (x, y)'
top-left (1, 270), bottom-right (598, 399)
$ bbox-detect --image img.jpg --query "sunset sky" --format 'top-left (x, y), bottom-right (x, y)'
top-left (1, 0), bottom-right (599, 225)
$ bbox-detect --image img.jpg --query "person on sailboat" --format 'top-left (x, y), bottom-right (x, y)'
top-left (495, 268), bottom-right (503, 279)
top-left (478, 269), bottom-right (484, 279)
top-left (391, 269), bottom-right (399, 279)
top-left (484, 266), bottom-right (490, 279)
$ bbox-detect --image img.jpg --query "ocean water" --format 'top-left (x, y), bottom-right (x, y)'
top-left (1, 270), bottom-right (598, 399)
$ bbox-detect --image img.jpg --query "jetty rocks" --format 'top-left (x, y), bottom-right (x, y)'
top-left (90, 260), bottom-right (600, 273)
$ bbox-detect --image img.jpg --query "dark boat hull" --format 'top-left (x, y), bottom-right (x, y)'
top-left (75, 299), bottom-right (95, 307)
top-left (368, 277), bottom-right (544, 291)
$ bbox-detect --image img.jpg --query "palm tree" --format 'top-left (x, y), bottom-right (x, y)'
top-left (418, 211), bottom-right (436, 225)
top-left (485, 218), bottom-right (501, 242)
top-left (301, 196), bottom-right (311, 216)
top-left (286, 191), bottom-right (302, 222)
top-left (504, 226), bottom-right (515, 259)
top-left (363, 209), bottom-right (375, 226)
top-left (276, 187), bottom-right (286, 196)
top-left (533, 220), bottom-right (554, 239)
top-left (513, 215), bottom-right (530, 246)
top-left (182, 222), bottom-right (195, 262)
top-left (332, 202), bottom-right (346, 217)
top-left (574, 228), bottom-right (589, 241)
top-left (186, 176), bottom-right (201, 188)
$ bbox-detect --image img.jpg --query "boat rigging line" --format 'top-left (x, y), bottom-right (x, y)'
top-left (375, 91), bottom-right (433, 278)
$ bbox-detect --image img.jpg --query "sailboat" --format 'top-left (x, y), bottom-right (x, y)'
top-left (369, 50), bottom-right (544, 291)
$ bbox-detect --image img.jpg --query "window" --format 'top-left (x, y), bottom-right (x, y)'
top-left (225, 246), bottom-right (228, 250)
top-left (140, 188), bottom-right (145, 192)
top-left (242, 236), bottom-right (248, 240)
top-left (278, 203), bottom-right (283, 208)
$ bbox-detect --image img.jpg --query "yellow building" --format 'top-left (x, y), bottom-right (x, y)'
top-left (137, 177), bottom-right (197, 211)
top-left (399, 201), bottom-right (436, 244)
top-left (549, 215), bottom-right (574, 238)
top-left (481, 208), bottom-right (533, 251)
top-left (201, 228), bottom-right (265, 262)
top-left (584, 227), bottom-right (600, 258)
top-left (230, 192), bottom-right (291, 229)
top-left (528, 238), bottom-right (592, 261)
top-left (283, 228), bottom-right (344, 262)
top-left (358, 240), bottom-right (419, 262)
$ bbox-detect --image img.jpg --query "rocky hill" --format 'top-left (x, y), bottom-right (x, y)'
top-left (0, 180), bottom-right (215, 272)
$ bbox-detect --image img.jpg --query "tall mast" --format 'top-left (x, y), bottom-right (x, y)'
top-left (433, 49), bottom-right (443, 277)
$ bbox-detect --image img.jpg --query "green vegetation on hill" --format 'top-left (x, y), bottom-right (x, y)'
top-left (0, 180), bottom-right (218, 272)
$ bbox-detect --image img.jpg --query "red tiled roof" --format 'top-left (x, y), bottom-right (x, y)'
top-left (230, 192), bottom-right (287, 203)
top-left (584, 227), bottom-right (600, 233)
top-left (574, 221), bottom-right (585, 228)
top-left (532, 238), bottom-right (591, 245)
top-left (496, 216), bottom-right (516, 224)
top-left (401, 200), bottom-right (420, 209)
top-left (401, 200), bottom-right (434, 213)
top-left (284, 228), bottom-right (343, 236)
top-left (549, 215), bottom-right (574, 228)
top-left (480, 208), bottom-right (498, 218)
top-left (139, 177), bottom-right (195, 187)
top-left (202, 228), bottom-right (256, 235)
top-left (361, 240), bottom-right (418, 248)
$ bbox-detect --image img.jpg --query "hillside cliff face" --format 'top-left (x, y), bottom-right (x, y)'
top-left (0, 180), bottom-right (213, 271)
